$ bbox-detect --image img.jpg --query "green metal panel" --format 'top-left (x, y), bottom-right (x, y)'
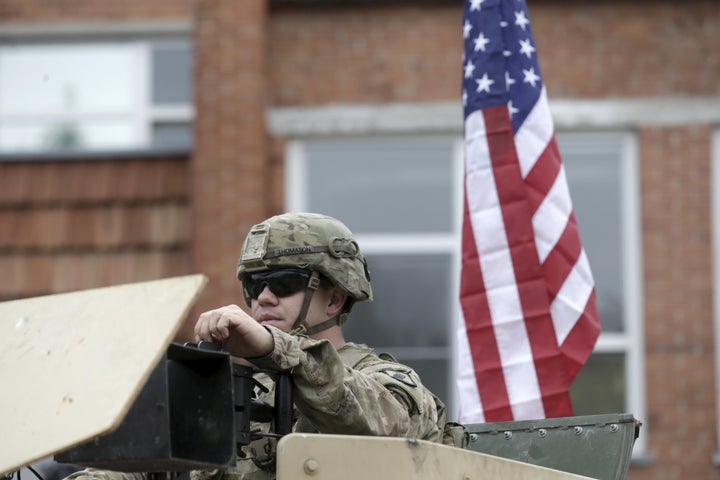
top-left (465, 413), bottom-right (640, 480)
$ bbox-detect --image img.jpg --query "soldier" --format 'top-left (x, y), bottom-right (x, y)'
top-left (67, 212), bottom-right (450, 480)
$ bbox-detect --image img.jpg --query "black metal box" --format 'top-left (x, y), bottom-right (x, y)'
top-left (56, 343), bottom-right (236, 472)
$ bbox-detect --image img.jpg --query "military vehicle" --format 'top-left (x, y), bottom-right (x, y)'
top-left (1, 276), bottom-right (640, 480)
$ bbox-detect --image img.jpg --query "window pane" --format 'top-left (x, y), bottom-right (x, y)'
top-left (0, 44), bottom-right (136, 115)
top-left (344, 253), bottom-right (451, 349)
top-left (570, 353), bottom-right (625, 414)
top-left (0, 39), bottom-right (192, 154)
top-left (152, 44), bottom-right (192, 105)
top-left (304, 137), bottom-right (455, 234)
top-left (558, 133), bottom-right (625, 332)
top-left (343, 253), bottom-right (453, 407)
top-left (153, 122), bottom-right (193, 150)
top-left (0, 121), bottom-right (138, 151)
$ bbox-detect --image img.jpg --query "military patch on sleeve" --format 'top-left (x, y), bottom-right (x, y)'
top-left (381, 368), bottom-right (418, 388)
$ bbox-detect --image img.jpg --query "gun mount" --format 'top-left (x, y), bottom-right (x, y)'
top-left (54, 342), bottom-right (294, 473)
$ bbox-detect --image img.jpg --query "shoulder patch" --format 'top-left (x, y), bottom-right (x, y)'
top-left (359, 356), bottom-right (425, 414)
top-left (381, 368), bottom-right (418, 388)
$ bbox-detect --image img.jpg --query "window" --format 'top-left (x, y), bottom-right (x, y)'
top-left (286, 135), bottom-right (464, 411)
top-left (713, 127), bottom-right (720, 464)
top-left (286, 129), bottom-right (643, 430)
top-left (558, 132), bottom-right (644, 428)
top-left (0, 37), bottom-right (192, 154)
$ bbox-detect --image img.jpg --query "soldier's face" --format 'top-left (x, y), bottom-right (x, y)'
top-left (250, 284), bottom-right (333, 333)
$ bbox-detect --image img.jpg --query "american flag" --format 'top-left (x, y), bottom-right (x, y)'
top-left (457, 0), bottom-right (601, 422)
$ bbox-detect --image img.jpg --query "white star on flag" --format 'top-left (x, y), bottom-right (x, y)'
top-left (470, 0), bottom-right (485, 12)
top-left (514, 10), bottom-right (530, 30)
top-left (463, 20), bottom-right (473, 39)
top-left (505, 71), bottom-right (516, 90)
top-left (519, 38), bottom-right (535, 58)
top-left (464, 60), bottom-right (476, 79)
top-left (475, 73), bottom-right (494, 93)
top-left (523, 67), bottom-right (540, 87)
top-left (474, 32), bottom-right (490, 52)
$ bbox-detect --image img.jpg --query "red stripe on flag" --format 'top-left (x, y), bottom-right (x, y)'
top-left (523, 135), bottom-right (600, 381)
top-left (483, 105), bottom-right (573, 418)
top-left (460, 191), bottom-right (514, 421)
top-left (542, 213), bottom-right (582, 303)
top-left (524, 136), bottom-right (563, 215)
top-left (560, 290), bottom-right (602, 382)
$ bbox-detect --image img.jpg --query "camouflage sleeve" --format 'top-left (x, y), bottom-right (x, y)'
top-left (250, 327), bottom-right (442, 440)
top-left (66, 469), bottom-right (230, 480)
top-left (64, 469), bottom-right (148, 480)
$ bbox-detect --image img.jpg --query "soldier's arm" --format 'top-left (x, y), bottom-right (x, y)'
top-left (64, 469), bottom-right (148, 480)
top-left (65, 469), bottom-right (228, 480)
top-left (250, 327), bottom-right (440, 439)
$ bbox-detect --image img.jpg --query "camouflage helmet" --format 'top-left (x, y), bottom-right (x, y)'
top-left (236, 212), bottom-right (373, 302)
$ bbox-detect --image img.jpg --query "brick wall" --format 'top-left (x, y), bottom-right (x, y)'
top-left (268, 1), bottom-right (720, 103)
top-left (268, 3), bottom-right (462, 105)
top-left (635, 124), bottom-right (716, 479)
top-left (533, 1), bottom-right (720, 97)
top-left (189, 0), bottom-right (270, 336)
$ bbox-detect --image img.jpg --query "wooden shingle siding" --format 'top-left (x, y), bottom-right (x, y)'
top-left (0, 157), bottom-right (191, 300)
top-left (0, 203), bottom-right (189, 251)
top-left (0, 159), bottom-right (189, 205)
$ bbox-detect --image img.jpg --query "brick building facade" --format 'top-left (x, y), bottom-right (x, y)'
top-left (1, 1), bottom-right (719, 478)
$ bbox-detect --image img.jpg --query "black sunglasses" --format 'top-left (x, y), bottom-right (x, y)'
top-left (242, 268), bottom-right (312, 301)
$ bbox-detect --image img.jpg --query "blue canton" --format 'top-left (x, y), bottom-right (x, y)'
top-left (462, 0), bottom-right (543, 133)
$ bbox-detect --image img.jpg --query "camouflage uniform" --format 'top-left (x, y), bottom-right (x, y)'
top-left (236, 326), bottom-right (445, 479)
top-left (254, 327), bottom-right (445, 439)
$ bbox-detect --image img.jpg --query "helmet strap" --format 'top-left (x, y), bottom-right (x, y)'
top-left (303, 312), bottom-right (347, 336)
top-left (289, 271), bottom-right (350, 337)
top-left (290, 271), bottom-right (320, 335)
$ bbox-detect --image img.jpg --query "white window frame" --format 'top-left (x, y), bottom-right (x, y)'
top-left (621, 131), bottom-right (647, 455)
top-left (0, 22), bottom-right (192, 155)
top-left (285, 135), bottom-right (465, 414)
top-left (570, 130), bottom-right (644, 454)
top-left (713, 127), bottom-right (720, 465)
top-left (553, 130), bottom-right (644, 446)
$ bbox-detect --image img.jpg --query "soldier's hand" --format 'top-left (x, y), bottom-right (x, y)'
top-left (194, 304), bottom-right (274, 358)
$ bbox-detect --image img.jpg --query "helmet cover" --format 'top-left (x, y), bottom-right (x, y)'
top-left (237, 212), bottom-right (372, 303)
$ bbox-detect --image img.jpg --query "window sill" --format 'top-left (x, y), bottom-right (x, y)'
top-left (0, 146), bottom-right (191, 163)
